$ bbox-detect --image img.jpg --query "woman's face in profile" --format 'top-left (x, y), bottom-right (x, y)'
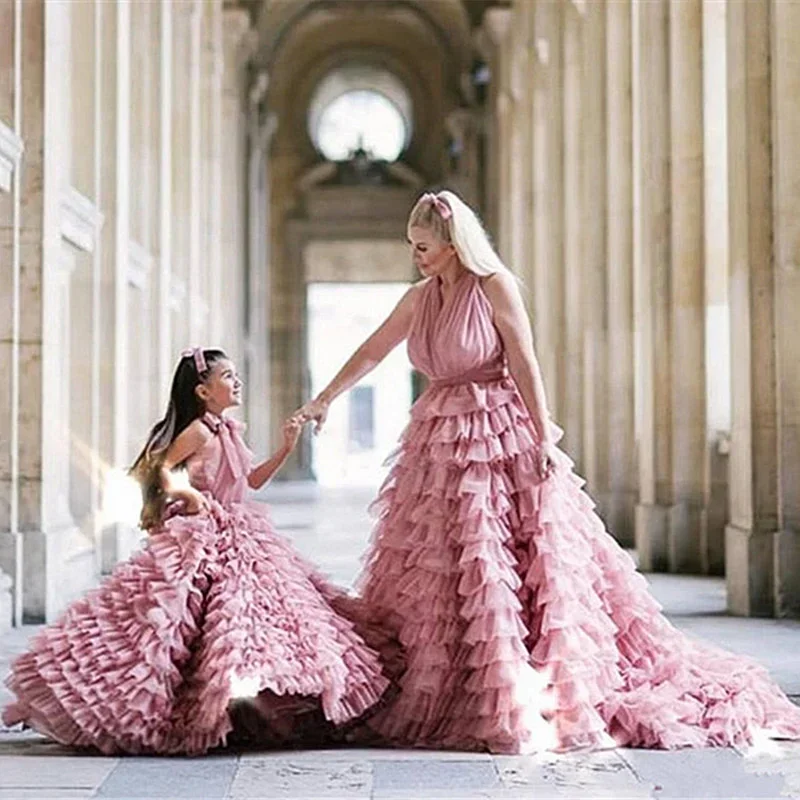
top-left (407, 225), bottom-right (454, 277)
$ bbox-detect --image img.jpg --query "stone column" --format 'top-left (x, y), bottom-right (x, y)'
top-left (724, 0), bottom-right (776, 616)
top-left (444, 108), bottom-right (480, 210)
top-left (188, 0), bottom-right (204, 342)
top-left (507, 10), bottom-right (532, 285)
top-left (771, 0), bottom-right (800, 617)
top-left (247, 73), bottom-right (274, 458)
top-left (633, 0), bottom-right (672, 572)
top-left (156, 0), bottom-right (173, 397)
top-left (220, 8), bottom-right (252, 369)
top-left (97, 0), bottom-right (133, 574)
top-left (667, 0), bottom-right (706, 573)
top-left (483, 8), bottom-right (513, 260)
top-left (13, 0), bottom-right (47, 620)
top-left (206, 2), bottom-right (224, 348)
top-left (169, 2), bottom-right (192, 355)
top-left (531, 0), bottom-right (564, 427)
top-left (605, 0), bottom-right (636, 547)
top-left (0, 0), bottom-right (27, 629)
top-left (561, 2), bottom-right (583, 467)
top-left (127, 0), bottom-right (156, 459)
top-left (700, 0), bottom-right (729, 577)
top-left (581, 0), bottom-right (609, 521)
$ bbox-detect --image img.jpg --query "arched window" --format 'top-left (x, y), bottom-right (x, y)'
top-left (309, 66), bottom-right (412, 162)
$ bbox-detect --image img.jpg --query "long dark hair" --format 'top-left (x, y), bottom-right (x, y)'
top-left (130, 348), bottom-right (227, 529)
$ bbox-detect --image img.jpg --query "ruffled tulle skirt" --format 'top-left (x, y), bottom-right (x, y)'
top-left (356, 376), bottom-right (800, 753)
top-left (2, 499), bottom-right (395, 755)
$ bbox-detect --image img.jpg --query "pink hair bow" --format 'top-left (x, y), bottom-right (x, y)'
top-left (422, 192), bottom-right (453, 221)
top-left (180, 347), bottom-right (207, 374)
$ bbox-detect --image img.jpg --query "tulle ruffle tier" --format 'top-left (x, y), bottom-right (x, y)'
top-left (3, 499), bottom-right (391, 755)
top-left (356, 377), bottom-right (800, 753)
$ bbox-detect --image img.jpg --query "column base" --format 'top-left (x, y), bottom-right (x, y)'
top-left (0, 570), bottom-right (11, 634)
top-left (725, 523), bottom-right (774, 617)
top-left (635, 503), bottom-right (670, 572)
top-left (606, 489), bottom-right (637, 548)
top-left (774, 528), bottom-right (800, 618)
top-left (22, 524), bottom-right (99, 624)
top-left (702, 444), bottom-right (728, 575)
top-left (0, 529), bottom-right (21, 629)
top-left (668, 502), bottom-right (704, 574)
top-left (101, 521), bottom-right (144, 575)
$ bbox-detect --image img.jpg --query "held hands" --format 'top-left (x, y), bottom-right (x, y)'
top-left (282, 417), bottom-right (303, 451)
top-left (291, 396), bottom-right (330, 435)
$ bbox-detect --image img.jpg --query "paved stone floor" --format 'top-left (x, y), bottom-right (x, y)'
top-left (1, 483), bottom-right (799, 799)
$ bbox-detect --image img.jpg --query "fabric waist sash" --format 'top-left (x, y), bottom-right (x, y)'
top-left (429, 367), bottom-right (508, 388)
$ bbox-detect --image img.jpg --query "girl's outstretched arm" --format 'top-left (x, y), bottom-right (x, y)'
top-left (247, 418), bottom-right (302, 490)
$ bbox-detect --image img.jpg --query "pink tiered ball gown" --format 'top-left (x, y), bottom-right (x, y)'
top-left (2, 412), bottom-right (398, 755)
top-left (356, 271), bottom-right (800, 753)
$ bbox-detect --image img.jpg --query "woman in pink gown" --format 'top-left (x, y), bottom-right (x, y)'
top-left (294, 190), bottom-right (800, 754)
top-left (3, 348), bottom-right (396, 755)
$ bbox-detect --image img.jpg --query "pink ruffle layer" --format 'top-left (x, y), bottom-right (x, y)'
top-left (356, 377), bottom-right (800, 753)
top-left (3, 500), bottom-right (391, 755)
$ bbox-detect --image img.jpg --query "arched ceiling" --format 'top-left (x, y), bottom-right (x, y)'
top-left (237, 0), bottom-right (509, 181)
top-left (255, 0), bottom-right (473, 80)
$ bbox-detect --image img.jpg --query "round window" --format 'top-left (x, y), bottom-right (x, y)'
top-left (309, 67), bottom-right (412, 162)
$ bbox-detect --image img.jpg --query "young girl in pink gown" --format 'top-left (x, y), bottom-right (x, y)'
top-left (3, 348), bottom-right (395, 755)
top-left (294, 190), bottom-right (800, 754)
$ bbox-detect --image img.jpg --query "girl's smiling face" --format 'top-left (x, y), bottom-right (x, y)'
top-left (196, 358), bottom-right (242, 414)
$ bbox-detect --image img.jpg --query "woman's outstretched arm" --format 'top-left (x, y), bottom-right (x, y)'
top-left (293, 282), bottom-right (423, 432)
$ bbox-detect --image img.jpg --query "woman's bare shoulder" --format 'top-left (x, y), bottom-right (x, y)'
top-left (479, 271), bottom-right (520, 306)
top-left (400, 278), bottom-right (432, 311)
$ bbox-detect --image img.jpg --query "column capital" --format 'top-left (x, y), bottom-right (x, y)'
top-left (570, 0), bottom-right (587, 17)
top-left (223, 7), bottom-right (253, 57)
top-left (484, 8), bottom-right (512, 46)
top-left (249, 69), bottom-right (269, 108)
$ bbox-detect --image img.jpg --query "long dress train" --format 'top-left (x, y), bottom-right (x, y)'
top-left (356, 272), bottom-right (800, 753)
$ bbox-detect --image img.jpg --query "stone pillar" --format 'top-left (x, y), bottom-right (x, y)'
top-left (507, 13), bottom-right (532, 285)
top-left (188, 0), bottom-right (204, 342)
top-left (444, 108), bottom-right (480, 210)
top-left (724, 0), bottom-right (776, 616)
top-left (581, 0), bottom-right (610, 521)
top-left (169, 3), bottom-right (192, 355)
top-left (561, 2), bottom-right (583, 466)
top-left (97, 0), bottom-right (133, 574)
top-left (0, 0), bottom-right (27, 630)
top-left (247, 73), bottom-right (274, 458)
top-left (220, 9), bottom-right (252, 369)
top-left (11, 0), bottom-right (47, 621)
top-left (667, 0), bottom-right (706, 573)
top-left (605, 0), bottom-right (636, 547)
top-left (633, 0), bottom-right (672, 572)
top-left (206, 2), bottom-right (224, 348)
top-left (700, 0), bottom-right (729, 577)
top-left (531, 0), bottom-right (564, 426)
top-left (127, 0), bottom-right (156, 460)
top-left (483, 8), bottom-right (513, 260)
top-left (156, 0), bottom-right (173, 397)
top-left (771, 0), bottom-right (800, 617)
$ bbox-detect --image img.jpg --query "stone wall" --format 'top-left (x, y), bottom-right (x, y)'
top-left (491, 0), bottom-right (800, 617)
top-left (0, 0), bottom-right (254, 630)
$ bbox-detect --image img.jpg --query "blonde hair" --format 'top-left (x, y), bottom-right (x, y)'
top-left (407, 190), bottom-right (516, 279)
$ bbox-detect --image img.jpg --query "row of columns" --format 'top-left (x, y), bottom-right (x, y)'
top-left (486, 0), bottom-right (800, 617)
top-left (0, 0), bottom-right (257, 628)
